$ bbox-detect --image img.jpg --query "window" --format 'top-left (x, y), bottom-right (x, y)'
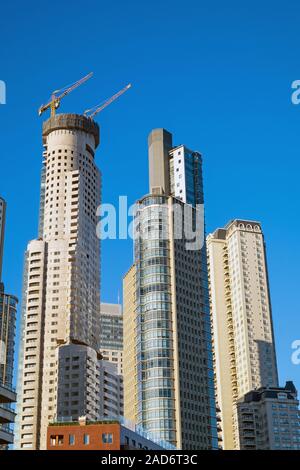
top-left (69, 434), bottom-right (75, 445)
top-left (84, 434), bottom-right (90, 445)
top-left (50, 435), bottom-right (64, 446)
top-left (102, 433), bottom-right (113, 444)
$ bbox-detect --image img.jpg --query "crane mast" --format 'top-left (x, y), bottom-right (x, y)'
top-left (38, 75), bottom-right (131, 121)
top-left (38, 72), bottom-right (93, 117)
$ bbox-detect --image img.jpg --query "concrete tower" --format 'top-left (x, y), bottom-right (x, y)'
top-left (123, 129), bottom-right (218, 450)
top-left (15, 114), bottom-right (101, 449)
top-left (207, 220), bottom-right (279, 449)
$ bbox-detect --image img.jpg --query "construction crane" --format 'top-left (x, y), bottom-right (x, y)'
top-left (84, 83), bottom-right (131, 119)
top-left (38, 72), bottom-right (93, 117)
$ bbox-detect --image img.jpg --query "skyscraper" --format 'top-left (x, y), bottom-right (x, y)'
top-left (0, 197), bottom-right (18, 448)
top-left (123, 129), bottom-right (218, 450)
top-left (207, 220), bottom-right (279, 449)
top-left (99, 303), bottom-right (123, 374)
top-left (15, 114), bottom-right (101, 450)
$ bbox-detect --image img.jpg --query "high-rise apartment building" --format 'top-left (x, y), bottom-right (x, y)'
top-left (0, 197), bottom-right (18, 448)
top-left (123, 129), bottom-right (218, 450)
top-left (123, 265), bottom-right (137, 425)
top-left (0, 283), bottom-right (18, 391)
top-left (100, 303), bottom-right (123, 374)
top-left (15, 114), bottom-right (101, 450)
top-left (237, 381), bottom-right (300, 450)
top-left (56, 344), bottom-right (123, 421)
top-left (207, 220), bottom-right (279, 449)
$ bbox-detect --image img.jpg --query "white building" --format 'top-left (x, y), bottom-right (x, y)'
top-left (15, 114), bottom-right (101, 449)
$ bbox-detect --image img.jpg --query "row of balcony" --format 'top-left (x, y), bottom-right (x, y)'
top-left (0, 384), bottom-right (17, 445)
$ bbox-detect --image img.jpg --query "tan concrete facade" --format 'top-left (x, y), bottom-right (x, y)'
top-left (148, 129), bottom-right (172, 195)
top-left (207, 220), bottom-right (279, 449)
top-left (123, 265), bottom-right (137, 424)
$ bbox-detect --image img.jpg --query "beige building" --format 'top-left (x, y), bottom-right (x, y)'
top-left (15, 114), bottom-right (101, 449)
top-left (207, 220), bottom-right (278, 449)
top-left (123, 265), bottom-right (137, 424)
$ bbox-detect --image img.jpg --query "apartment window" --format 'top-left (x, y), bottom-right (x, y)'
top-left (102, 433), bottom-right (113, 444)
top-left (83, 434), bottom-right (90, 445)
top-left (69, 434), bottom-right (75, 445)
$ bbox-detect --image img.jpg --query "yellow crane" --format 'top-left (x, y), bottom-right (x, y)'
top-left (84, 83), bottom-right (131, 119)
top-left (38, 72), bottom-right (93, 117)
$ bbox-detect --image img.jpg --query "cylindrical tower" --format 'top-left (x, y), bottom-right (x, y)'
top-left (135, 195), bottom-right (177, 446)
top-left (15, 114), bottom-right (102, 450)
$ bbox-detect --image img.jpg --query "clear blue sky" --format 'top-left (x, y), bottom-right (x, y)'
top-left (0, 0), bottom-right (299, 392)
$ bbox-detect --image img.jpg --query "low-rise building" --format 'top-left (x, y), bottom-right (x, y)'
top-left (47, 416), bottom-right (177, 450)
top-left (237, 381), bottom-right (300, 450)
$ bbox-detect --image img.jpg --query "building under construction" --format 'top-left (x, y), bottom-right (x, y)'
top-left (14, 75), bottom-right (130, 450)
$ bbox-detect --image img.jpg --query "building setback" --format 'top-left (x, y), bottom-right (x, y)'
top-left (15, 114), bottom-right (101, 449)
top-left (123, 129), bottom-right (218, 450)
top-left (207, 220), bottom-right (279, 449)
top-left (237, 381), bottom-right (300, 450)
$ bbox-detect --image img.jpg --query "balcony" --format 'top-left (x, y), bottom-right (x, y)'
top-left (0, 385), bottom-right (17, 404)
top-left (0, 405), bottom-right (16, 424)
top-left (0, 424), bottom-right (14, 445)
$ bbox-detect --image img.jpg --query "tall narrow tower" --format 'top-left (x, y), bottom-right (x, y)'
top-left (15, 114), bottom-right (101, 449)
top-left (123, 129), bottom-right (218, 450)
top-left (207, 220), bottom-right (278, 449)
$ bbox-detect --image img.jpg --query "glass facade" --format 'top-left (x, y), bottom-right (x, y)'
top-left (135, 196), bottom-right (177, 445)
top-left (99, 307), bottom-right (123, 351)
top-left (183, 150), bottom-right (204, 206)
top-left (128, 131), bottom-right (218, 449)
top-left (0, 285), bottom-right (17, 389)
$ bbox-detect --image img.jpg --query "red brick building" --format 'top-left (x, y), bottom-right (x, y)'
top-left (47, 418), bottom-right (173, 450)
